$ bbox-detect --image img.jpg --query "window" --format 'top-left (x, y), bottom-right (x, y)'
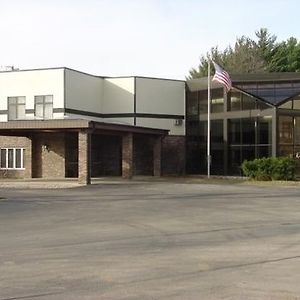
top-left (0, 148), bottom-right (24, 169)
top-left (8, 97), bottom-right (26, 120)
top-left (211, 89), bottom-right (224, 113)
top-left (35, 95), bottom-right (53, 119)
top-left (230, 91), bottom-right (242, 111)
top-left (279, 116), bottom-right (293, 144)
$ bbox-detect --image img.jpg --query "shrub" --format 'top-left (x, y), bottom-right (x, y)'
top-left (241, 157), bottom-right (296, 181)
top-left (271, 157), bottom-right (296, 181)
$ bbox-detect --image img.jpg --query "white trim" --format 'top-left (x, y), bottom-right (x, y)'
top-left (0, 148), bottom-right (25, 170)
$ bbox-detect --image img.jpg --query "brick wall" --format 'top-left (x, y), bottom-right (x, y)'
top-left (122, 133), bottom-right (133, 179)
top-left (78, 131), bottom-right (91, 184)
top-left (0, 135), bottom-right (32, 179)
top-left (65, 133), bottom-right (78, 178)
top-left (162, 135), bottom-right (186, 175)
top-left (32, 133), bottom-right (65, 178)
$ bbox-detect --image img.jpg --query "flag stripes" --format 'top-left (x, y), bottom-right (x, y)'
top-left (212, 61), bottom-right (232, 92)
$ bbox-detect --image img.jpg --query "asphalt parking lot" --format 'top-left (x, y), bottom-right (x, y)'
top-left (1, 180), bottom-right (300, 300)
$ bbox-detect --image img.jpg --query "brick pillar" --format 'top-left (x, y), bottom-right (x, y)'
top-left (153, 136), bottom-right (162, 176)
top-left (122, 133), bottom-right (133, 179)
top-left (78, 130), bottom-right (91, 185)
top-left (24, 137), bottom-right (32, 179)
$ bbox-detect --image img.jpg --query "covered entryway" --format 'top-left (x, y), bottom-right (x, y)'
top-left (0, 119), bottom-right (168, 184)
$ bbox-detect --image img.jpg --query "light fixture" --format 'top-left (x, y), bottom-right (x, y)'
top-left (42, 144), bottom-right (50, 152)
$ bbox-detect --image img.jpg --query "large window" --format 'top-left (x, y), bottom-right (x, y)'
top-left (186, 91), bottom-right (198, 117)
top-left (194, 88), bottom-right (224, 115)
top-left (279, 93), bottom-right (300, 110)
top-left (279, 116), bottom-right (293, 144)
top-left (229, 91), bottom-right (269, 111)
top-left (35, 95), bottom-right (53, 119)
top-left (278, 115), bottom-right (300, 157)
top-left (235, 81), bottom-right (299, 106)
top-left (211, 89), bottom-right (224, 113)
top-left (8, 97), bottom-right (26, 120)
top-left (0, 148), bottom-right (24, 169)
top-left (228, 117), bottom-right (272, 175)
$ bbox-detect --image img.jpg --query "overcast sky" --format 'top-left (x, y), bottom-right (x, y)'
top-left (0, 0), bottom-right (299, 79)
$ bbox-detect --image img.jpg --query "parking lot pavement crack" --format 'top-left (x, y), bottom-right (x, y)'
top-left (109, 255), bottom-right (300, 288)
top-left (0, 291), bottom-right (63, 300)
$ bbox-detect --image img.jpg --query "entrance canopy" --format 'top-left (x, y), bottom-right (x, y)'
top-left (0, 119), bottom-right (169, 136)
top-left (0, 119), bottom-right (169, 184)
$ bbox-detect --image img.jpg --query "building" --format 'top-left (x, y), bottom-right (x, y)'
top-left (186, 73), bottom-right (300, 175)
top-left (1, 67), bottom-right (300, 182)
top-left (0, 67), bottom-right (186, 184)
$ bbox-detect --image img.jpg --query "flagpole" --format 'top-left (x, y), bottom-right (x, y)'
top-left (207, 60), bottom-right (211, 178)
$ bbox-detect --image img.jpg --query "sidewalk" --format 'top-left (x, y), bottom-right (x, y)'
top-left (0, 176), bottom-right (299, 189)
top-left (0, 178), bottom-right (80, 189)
top-left (0, 176), bottom-right (243, 189)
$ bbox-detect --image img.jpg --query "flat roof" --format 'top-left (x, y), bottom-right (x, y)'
top-left (0, 119), bottom-right (169, 136)
top-left (187, 73), bottom-right (300, 92)
top-left (231, 72), bottom-right (300, 82)
top-left (0, 66), bottom-right (185, 82)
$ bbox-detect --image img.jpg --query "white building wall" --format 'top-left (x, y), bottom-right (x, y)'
top-left (101, 117), bottom-right (134, 126)
top-left (64, 113), bottom-right (104, 123)
top-left (135, 77), bottom-right (185, 135)
top-left (101, 77), bottom-right (135, 125)
top-left (65, 69), bottom-right (104, 115)
top-left (0, 68), bottom-right (64, 121)
top-left (0, 69), bottom-right (186, 133)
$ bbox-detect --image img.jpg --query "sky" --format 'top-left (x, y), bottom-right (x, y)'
top-left (0, 0), bottom-right (299, 79)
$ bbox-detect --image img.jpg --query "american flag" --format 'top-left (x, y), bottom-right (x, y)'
top-left (212, 61), bottom-right (232, 92)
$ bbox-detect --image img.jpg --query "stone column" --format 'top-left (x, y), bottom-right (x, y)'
top-left (153, 136), bottom-right (162, 176)
top-left (78, 130), bottom-right (91, 185)
top-left (24, 136), bottom-right (32, 179)
top-left (122, 133), bottom-right (133, 179)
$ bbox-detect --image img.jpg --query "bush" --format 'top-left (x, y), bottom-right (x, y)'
top-left (241, 157), bottom-right (296, 181)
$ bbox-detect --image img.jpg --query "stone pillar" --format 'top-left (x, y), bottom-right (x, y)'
top-left (78, 130), bottom-right (91, 185)
top-left (24, 137), bottom-right (32, 179)
top-left (153, 136), bottom-right (162, 176)
top-left (122, 133), bottom-right (133, 179)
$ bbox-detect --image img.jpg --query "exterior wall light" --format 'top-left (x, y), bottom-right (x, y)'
top-left (42, 144), bottom-right (50, 152)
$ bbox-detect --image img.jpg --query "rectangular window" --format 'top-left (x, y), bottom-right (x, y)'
top-left (15, 149), bottom-right (22, 168)
top-left (211, 89), bottom-right (224, 113)
top-left (229, 119), bottom-right (241, 144)
top-left (35, 95), bottom-right (53, 119)
top-left (279, 116), bottom-right (293, 144)
top-left (8, 97), bottom-right (26, 120)
top-left (8, 149), bottom-right (14, 168)
top-left (186, 92), bottom-right (199, 117)
top-left (230, 91), bottom-right (242, 111)
top-left (0, 149), bottom-right (6, 168)
top-left (0, 148), bottom-right (25, 169)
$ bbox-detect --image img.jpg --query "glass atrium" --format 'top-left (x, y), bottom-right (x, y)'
top-left (186, 73), bottom-right (300, 175)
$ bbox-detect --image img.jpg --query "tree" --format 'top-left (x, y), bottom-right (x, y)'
top-left (225, 36), bottom-right (266, 73)
top-left (268, 37), bottom-right (300, 72)
top-left (187, 28), bottom-right (300, 79)
top-left (188, 47), bottom-right (226, 78)
top-left (187, 31), bottom-right (268, 78)
top-left (255, 28), bottom-right (277, 64)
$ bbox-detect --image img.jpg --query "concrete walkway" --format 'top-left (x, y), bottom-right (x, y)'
top-left (0, 176), bottom-right (299, 189)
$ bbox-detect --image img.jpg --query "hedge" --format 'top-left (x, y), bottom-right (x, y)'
top-left (241, 157), bottom-right (296, 181)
